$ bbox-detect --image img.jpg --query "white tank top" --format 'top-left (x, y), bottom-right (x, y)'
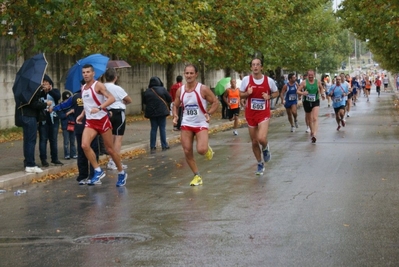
top-left (180, 83), bottom-right (208, 128)
top-left (82, 81), bottom-right (108, 120)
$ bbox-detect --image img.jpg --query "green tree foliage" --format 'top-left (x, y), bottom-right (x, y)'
top-left (337, 0), bottom-right (399, 71)
top-left (1, 0), bottom-right (348, 75)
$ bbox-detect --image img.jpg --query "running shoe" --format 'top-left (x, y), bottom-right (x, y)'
top-left (291, 126), bottom-right (295, 132)
top-left (233, 130), bottom-right (238, 136)
top-left (88, 169), bottom-right (105, 185)
top-left (256, 163), bottom-right (265, 175)
top-left (306, 127), bottom-right (311, 133)
top-left (311, 136), bottom-right (317, 144)
top-left (347, 114), bottom-right (350, 117)
top-left (341, 119), bottom-right (346, 127)
top-left (190, 175), bottom-right (203, 186)
top-left (78, 178), bottom-right (89, 185)
top-left (107, 161), bottom-right (128, 170)
top-left (337, 125), bottom-right (341, 131)
top-left (116, 172), bottom-right (128, 187)
top-left (294, 121), bottom-right (299, 128)
top-left (204, 145), bottom-right (214, 160)
top-left (262, 144), bottom-right (271, 163)
top-left (107, 161), bottom-right (117, 170)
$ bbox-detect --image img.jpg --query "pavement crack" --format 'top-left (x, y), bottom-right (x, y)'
top-left (292, 192), bottom-right (302, 200)
top-left (305, 191), bottom-right (316, 200)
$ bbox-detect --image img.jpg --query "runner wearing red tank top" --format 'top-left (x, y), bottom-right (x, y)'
top-left (239, 57), bottom-right (279, 175)
top-left (76, 64), bottom-right (127, 187)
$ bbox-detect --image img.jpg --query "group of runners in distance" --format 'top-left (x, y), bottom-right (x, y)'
top-left (281, 71), bottom-right (390, 134)
top-left (170, 54), bottom-right (391, 186)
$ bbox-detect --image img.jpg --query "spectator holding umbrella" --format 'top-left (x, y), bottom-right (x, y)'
top-left (20, 89), bottom-right (52, 173)
top-left (12, 53), bottom-right (51, 173)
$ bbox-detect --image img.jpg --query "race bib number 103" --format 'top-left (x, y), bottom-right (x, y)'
top-left (185, 104), bottom-right (199, 116)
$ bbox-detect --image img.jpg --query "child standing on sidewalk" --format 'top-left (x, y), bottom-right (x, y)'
top-left (57, 91), bottom-right (77, 160)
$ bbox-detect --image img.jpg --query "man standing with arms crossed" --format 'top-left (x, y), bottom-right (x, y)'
top-left (223, 78), bottom-right (240, 135)
top-left (240, 57), bottom-right (279, 175)
top-left (76, 64), bottom-right (128, 187)
top-left (297, 69), bottom-right (325, 144)
top-left (172, 64), bottom-right (219, 186)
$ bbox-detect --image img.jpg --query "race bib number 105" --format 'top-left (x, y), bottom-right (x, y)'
top-left (250, 98), bottom-right (266, 110)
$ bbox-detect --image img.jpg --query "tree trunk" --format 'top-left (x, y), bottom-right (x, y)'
top-left (166, 63), bottom-right (175, 92)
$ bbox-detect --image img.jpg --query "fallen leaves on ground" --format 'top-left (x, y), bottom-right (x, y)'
top-left (31, 148), bottom-right (146, 183)
top-left (32, 168), bottom-right (77, 183)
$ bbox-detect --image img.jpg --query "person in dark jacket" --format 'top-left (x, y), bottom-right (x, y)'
top-left (38, 74), bottom-right (63, 167)
top-left (19, 88), bottom-right (52, 173)
top-left (56, 91), bottom-right (77, 160)
top-left (143, 76), bottom-right (172, 152)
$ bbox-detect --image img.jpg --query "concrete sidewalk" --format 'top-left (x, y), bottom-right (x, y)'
top-left (0, 116), bottom-right (240, 189)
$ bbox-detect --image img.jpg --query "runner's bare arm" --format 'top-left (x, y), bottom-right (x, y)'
top-left (76, 109), bottom-right (85, 124)
top-left (280, 84), bottom-right (288, 103)
top-left (270, 89), bottom-right (280, 99)
top-left (223, 90), bottom-right (229, 107)
top-left (318, 81), bottom-right (326, 100)
top-left (173, 88), bottom-right (182, 125)
top-left (201, 85), bottom-right (219, 115)
top-left (123, 95), bottom-right (132, 105)
top-left (297, 81), bottom-right (307, 96)
top-left (240, 85), bottom-right (253, 99)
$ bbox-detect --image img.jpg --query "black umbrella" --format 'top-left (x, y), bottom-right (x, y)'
top-left (12, 53), bottom-right (48, 105)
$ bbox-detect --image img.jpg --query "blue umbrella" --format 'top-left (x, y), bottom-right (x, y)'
top-left (12, 53), bottom-right (48, 105)
top-left (65, 54), bottom-right (109, 93)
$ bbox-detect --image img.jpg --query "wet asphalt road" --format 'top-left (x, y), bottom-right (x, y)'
top-left (1, 91), bottom-right (399, 267)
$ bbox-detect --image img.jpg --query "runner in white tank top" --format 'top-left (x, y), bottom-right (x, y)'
top-left (82, 81), bottom-right (108, 120)
top-left (180, 82), bottom-right (208, 129)
top-left (172, 64), bottom-right (219, 186)
top-left (76, 64), bottom-right (128, 187)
